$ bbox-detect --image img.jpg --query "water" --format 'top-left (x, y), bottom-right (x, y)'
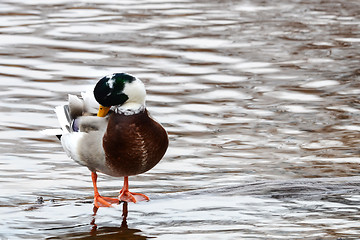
top-left (1, 0), bottom-right (360, 239)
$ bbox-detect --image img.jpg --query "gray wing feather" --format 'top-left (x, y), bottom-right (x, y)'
top-left (78, 116), bottom-right (108, 133)
top-left (68, 94), bottom-right (84, 119)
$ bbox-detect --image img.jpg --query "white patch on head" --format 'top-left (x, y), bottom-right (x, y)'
top-left (107, 74), bottom-right (116, 90)
top-left (120, 77), bottom-right (146, 111)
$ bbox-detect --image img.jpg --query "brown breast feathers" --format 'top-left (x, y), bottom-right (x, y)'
top-left (102, 109), bottom-right (168, 176)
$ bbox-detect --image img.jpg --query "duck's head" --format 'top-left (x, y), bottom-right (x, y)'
top-left (94, 73), bottom-right (146, 117)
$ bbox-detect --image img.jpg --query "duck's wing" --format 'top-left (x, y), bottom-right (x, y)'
top-left (40, 104), bottom-right (72, 139)
top-left (68, 94), bottom-right (84, 119)
top-left (58, 94), bottom-right (109, 170)
top-left (55, 105), bottom-right (72, 134)
top-left (52, 93), bottom-right (83, 135)
top-left (43, 90), bottom-right (110, 173)
top-left (55, 94), bottom-right (107, 139)
top-left (49, 91), bottom-right (96, 135)
top-left (61, 115), bottom-right (108, 172)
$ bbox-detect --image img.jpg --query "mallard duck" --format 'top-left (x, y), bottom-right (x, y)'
top-left (54, 73), bottom-right (168, 207)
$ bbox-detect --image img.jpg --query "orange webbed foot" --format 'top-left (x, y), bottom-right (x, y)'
top-left (94, 194), bottom-right (119, 208)
top-left (91, 172), bottom-right (120, 208)
top-left (118, 176), bottom-right (150, 203)
top-left (119, 189), bottom-right (150, 203)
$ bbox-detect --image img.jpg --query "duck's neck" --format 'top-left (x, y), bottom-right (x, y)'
top-left (113, 102), bottom-right (145, 115)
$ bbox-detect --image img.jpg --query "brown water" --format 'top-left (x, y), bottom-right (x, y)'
top-left (1, 0), bottom-right (360, 239)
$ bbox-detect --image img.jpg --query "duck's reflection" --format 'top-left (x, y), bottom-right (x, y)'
top-left (90, 206), bottom-right (99, 234)
top-left (121, 201), bottom-right (128, 229)
top-left (91, 202), bottom-right (128, 233)
top-left (90, 202), bottom-right (145, 239)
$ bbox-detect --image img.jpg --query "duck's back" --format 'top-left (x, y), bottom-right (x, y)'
top-left (103, 109), bottom-right (168, 177)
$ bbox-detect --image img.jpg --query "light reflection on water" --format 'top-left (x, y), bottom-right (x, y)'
top-left (0, 0), bottom-right (360, 239)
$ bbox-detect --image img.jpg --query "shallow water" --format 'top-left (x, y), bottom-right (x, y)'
top-left (1, 0), bottom-right (360, 239)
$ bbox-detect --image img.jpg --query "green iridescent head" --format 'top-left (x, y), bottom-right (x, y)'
top-left (93, 73), bottom-right (137, 107)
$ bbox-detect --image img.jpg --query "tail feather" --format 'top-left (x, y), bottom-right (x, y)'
top-left (40, 128), bottom-right (63, 137)
top-left (55, 105), bottom-right (72, 134)
top-left (43, 91), bottom-right (96, 139)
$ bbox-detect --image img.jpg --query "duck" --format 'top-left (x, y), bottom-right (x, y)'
top-left (54, 73), bottom-right (168, 207)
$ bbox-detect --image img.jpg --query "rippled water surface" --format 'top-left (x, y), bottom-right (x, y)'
top-left (1, 0), bottom-right (360, 239)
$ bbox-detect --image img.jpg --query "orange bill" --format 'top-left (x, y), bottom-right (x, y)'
top-left (97, 105), bottom-right (110, 117)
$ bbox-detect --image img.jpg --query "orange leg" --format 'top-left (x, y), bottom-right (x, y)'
top-left (118, 176), bottom-right (150, 203)
top-left (91, 172), bottom-right (119, 208)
